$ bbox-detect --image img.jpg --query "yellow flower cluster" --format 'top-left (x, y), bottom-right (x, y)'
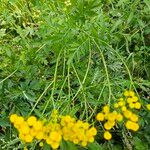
top-left (61, 115), bottom-right (97, 147)
top-left (96, 105), bottom-right (123, 140)
top-left (96, 90), bottom-right (141, 140)
top-left (10, 110), bottom-right (97, 149)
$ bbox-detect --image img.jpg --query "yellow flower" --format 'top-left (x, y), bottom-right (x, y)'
top-left (123, 110), bottom-right (132, 118)
top-left (132, 96), bottom-right (138, 102)
top-left (104, 122), bottom-right (112, 130)
top-left (121, 106), bottom-right (127, 112)
top-left (30, 128), bottom-right (37, 137)
top-left (15, 116), bottom-right (25, 125)
top-left (39, 142), bottom-right (44, 147)
top-left (33, 121), bottom-right (43, 131)
top-left (104, 131), bottom-right (112, 140)
top-left (116, 113), bottom-right (123, 122)
top-left (103, 105), bottom-right (110, 114)
top-left (35, 131), bottom-right (44, 140)
top-left (134, 102), bottom-right (141, 109)
top-left (118, 101), bottom-right (125, 107)
top-left (129, 103), bottom-right (135, 109)
top-left (20, 124), bottom-right (30, 134)
top-left (114, 103), bottom-right (119, 108)
top-left (146, 104), bottom-right (150, 110)
top-left (27, 116), bottom-right (37, 126)
top-left (119, 98), bottom-right (124, 101)
top-left (81, 141), bottom-right (87, 147)
top-left (124, 90), bottom-right (129, 97)
top-left (50, 131), bottom-right (62, 142)
top-left (125, 120), bottom-right (139, 131)
top-left (24, 135), bottom-right (33, 143)
top-left (51, 141), bottom-right (60, 149)
top-left (107, 113), bottom-right (116, 122)
top-left (130, 114), bottom-right (138, 122)
top-left (73, 139), bottom-right (79, 144)
top-left (129, 91), bottom-right (135, 97)
top-left (89, 127), bottom-right (97, 136)
top-left (127, 98), bottom-right (133, 103)
top-left (10, 114), bottom-right (18, 123)
top-left (96, 113), bottom-right (104, 121)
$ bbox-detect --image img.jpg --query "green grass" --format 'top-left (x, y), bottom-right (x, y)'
top-left (0, 0), bottom-right (150, 149)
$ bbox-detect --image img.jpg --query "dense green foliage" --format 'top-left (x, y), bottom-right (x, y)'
top-left (0, 0), bottom-right (150, 149)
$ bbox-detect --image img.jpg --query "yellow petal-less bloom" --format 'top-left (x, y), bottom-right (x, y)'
top-left (104, 131), bottom-right (112, 140)
top-left (134, 102), bottom-right (141, 109)
top-left (118, 101), bottom-right (125, 107)
top-left (130, 114), bottom-right (139, 122)
top-left (146, 104), bottom-right (150, 110)
top-left (129, 103), bottom-right (135, 109)
top-left (39, 142), bottom-right (44, 147)
top-left (132, 96), bottom-right (138, 102)
top-left (10, 114), bottom-right (18, 123)
top-left (81, 141), bottom-right (87, 147)
top-left (27, 116), bottom-right (37, 126)
top-left (114, 103), bottom-right (119, 108)
top-left (107, 113), bottom-right (116, 122)
top-left (121, 106), bottom-right (127, 112)
top-left (103, 105), bottom-right (110, 114)
top-left (96, 113), bottom-right (104, 121)
top-left (125, 120), bottom-right (139, 131)
top-left (51, 142), bottom-right (60, 149)
top-left (15, 116), bottom-right (24, 125)
top-left (104, 122), bottom-right (112, 130)
top-left (24, 135), bottom-right (33, 143)
top-left (129, 91), bottom-right (135, 97)
top-left (20, 124), bottom-right (30, 134)
top-left (33, 121), bottom-right (43, 131)
top-left (116, 114), bottom-right (123, 122)
top-left (127, 98), bottom-right (133, 103)
top-left (123, 110), bottom-right (132, 118)
top-left (124, 90), bottom-right (129, 97)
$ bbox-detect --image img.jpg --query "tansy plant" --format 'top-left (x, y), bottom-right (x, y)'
top-left (96, 90), bottom-right (150, 141)
top-left (10, 90), bottom-right (150, 149)
top-left (10, 110), bottom-right (97, 149)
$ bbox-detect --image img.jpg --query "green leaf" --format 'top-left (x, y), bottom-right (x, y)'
top-left (87, 142), bottom-right (103, 150)
top-left (60, 141), bottom-right (78, 150)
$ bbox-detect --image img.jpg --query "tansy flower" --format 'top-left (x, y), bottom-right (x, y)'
top-left (27, 116), bottom-right (37, 126)
top-left (118, 101), bottom-right (125, 107)
top-left (39, 142), bottom-right (44, 147)
top-left (24, 134), bottom-right (33, 143)
top-left (130, 114), bottom-right (139, 122)
top-left (10, 114), bottom-right (18, 123)
top-left (125, 120), bottom-right (139, 131)
top-left (127, 98), bottom-right (133, 103)
top-left (129, 103), bottom-right (135, 109)
top-left (96, 113), bottom-right (104, 121)
top-left (123, 110), bottom-right (132, 118)
top-left (104, 122), bottom-right (112, 130)
top-left (129, 91), bottom-right (135, 97)
top-left (121, 106), bottom-right (127, 112)
top-left (134, 102), bottom-right (141, 109)
top-left (132, 96), bottom-right (138, 102)
top-left (146, 104), bottom-right (150, 110)
top-left (124, 90), bottom-right (129, 97)
top-left (104, 131), bottom-right (112, 140)
top-left (114, 103), bottom-right (119, 108)
top-left (116, 113), bottom-right (123, 122)
top-left (103, 105), bottom-right (110, 114)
